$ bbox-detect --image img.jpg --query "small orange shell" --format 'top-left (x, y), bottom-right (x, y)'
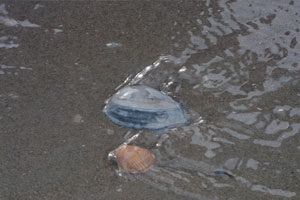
top-left (115, 145), bottom-right (156, 174)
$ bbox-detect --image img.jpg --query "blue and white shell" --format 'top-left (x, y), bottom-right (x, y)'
top-left (104, 85), bottom-right (188, 130)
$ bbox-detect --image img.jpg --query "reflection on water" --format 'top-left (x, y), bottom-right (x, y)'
top-left (0, 4), bottom-right (40, 28)
top-left (107, 0), bottom-right (300, 199)
top-left (0, 36), bottom-right (19, 49)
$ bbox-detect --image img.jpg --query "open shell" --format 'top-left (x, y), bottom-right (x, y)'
top-left (115, 145), bottom-right (156, 174)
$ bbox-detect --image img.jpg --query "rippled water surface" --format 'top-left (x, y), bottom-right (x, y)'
top-left (1, 1), bottom-right (299, 200)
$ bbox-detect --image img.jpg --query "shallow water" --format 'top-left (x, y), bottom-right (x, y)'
top-left (1, 1), bottom-right (299, 200)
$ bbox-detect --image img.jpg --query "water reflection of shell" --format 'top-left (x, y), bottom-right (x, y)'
top-left (115, 145), bottom-right (156, 174)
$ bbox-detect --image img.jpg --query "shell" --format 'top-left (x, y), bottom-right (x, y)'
top-left (104, 85), bottom-right (188, 130)
top-left (115, 145), bottom-right (156, 174)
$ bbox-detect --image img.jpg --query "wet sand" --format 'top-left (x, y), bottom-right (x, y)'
top-left (1, 2), bottom-right (202, 199)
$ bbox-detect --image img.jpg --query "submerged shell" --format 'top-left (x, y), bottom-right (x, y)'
top-left (115, 145), bottom-right (156, 174)
top-left (104, 85), bottom-right (187, 130)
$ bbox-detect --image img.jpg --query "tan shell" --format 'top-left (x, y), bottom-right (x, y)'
top-left (115, 145), bottom-right (156, 174)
